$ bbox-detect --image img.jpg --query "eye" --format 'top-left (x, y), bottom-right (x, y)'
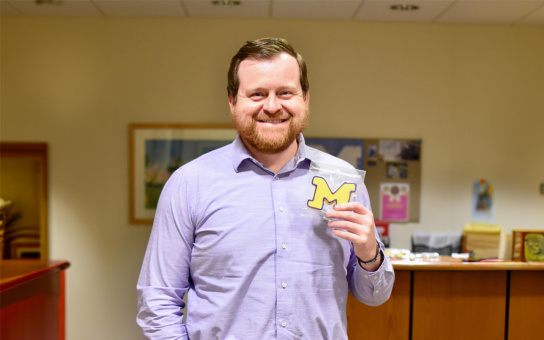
top-left (250, 92), bottom-right (264, 99)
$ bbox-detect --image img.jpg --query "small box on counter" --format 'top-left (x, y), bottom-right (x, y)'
top-left (462, 223), bottom-right (502, 259)
top-left (512, 229), bottom-right (544, 262)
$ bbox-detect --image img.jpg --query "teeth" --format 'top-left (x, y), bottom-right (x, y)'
top-left (259, 119), bottom-right (286, 123)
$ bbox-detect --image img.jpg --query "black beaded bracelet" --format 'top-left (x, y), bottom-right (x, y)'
top-left (357, 241), bottom-right (381, 266)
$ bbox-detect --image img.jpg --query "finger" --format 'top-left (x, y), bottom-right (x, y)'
top-left (331, 228), bottom-right (360, 243)
top-left (333, 202), bottom-right (371, 215)
top-left (326, 207), bottom-right (373, 225)
top-left (328, 219), bottom-right (360, 233)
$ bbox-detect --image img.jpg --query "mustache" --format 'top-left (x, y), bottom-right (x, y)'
top-left (254, 114), bottom-right (292, 122)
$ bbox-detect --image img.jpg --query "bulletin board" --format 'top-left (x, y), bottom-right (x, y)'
top-left (305, 137), bottom-right (421, 223)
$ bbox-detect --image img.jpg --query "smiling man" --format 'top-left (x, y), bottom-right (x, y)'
top-left (137, 38), bottom-right (395, 340)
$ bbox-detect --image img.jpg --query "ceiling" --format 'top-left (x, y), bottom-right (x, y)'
top-left (1, 0), bottom-right (544, 26)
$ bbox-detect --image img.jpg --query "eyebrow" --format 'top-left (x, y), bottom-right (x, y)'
top-left (245, 85), bottom-right (299, 93)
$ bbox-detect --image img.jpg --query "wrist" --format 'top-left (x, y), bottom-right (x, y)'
top-left (357, 241), bottom-right (381, 266)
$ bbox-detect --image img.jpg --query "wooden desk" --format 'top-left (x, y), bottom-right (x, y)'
top-left (1, 260), bottom-right (70, 340)
top-left (347, 260), bottom-right (544, 340)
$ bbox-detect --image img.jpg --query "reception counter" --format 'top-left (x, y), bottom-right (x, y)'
top-left (347, 259), bottom-right (544, 340)
top-left (0, 260), bottom-right (70, 340)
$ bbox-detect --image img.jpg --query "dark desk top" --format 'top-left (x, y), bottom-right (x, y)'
top-left (0, 260), bottom-right (70, 292)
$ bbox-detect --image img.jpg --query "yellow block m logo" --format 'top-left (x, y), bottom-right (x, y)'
top-left (307, 176), bottom-right (356, 210)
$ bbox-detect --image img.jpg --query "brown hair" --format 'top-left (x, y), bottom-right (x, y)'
top-left (227, 37), bottom-right (309, 102)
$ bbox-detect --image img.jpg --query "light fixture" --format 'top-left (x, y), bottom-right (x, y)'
top-left (36, 0), bottom-right (63, 4)
top-left (390, 4), bottom-right (419, 11)
top-left (212, 0), bottom-right (241, 6)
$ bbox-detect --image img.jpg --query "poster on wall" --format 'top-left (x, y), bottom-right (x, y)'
top-left (471, 179), bottom-right (494, 223)
top-left (379, 183), bottom-right (410, 222)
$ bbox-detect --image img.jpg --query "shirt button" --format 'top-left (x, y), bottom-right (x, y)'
top-left (279, 207), bottom-right (284, 212)
top-left (281, 282), bottom-right (287, 288)
top-left (274, 175), bottom-right (279, 180)
top-left (281, 244), bottom-right (287, 250)
top-left (281, 321), bottom-right (287, 327)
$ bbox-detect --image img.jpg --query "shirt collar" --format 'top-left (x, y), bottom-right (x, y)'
top-left (232, 133), bottom-right (313, 173)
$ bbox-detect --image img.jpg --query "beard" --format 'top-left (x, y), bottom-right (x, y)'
top-left (231, 109), bottom-right (310, 154)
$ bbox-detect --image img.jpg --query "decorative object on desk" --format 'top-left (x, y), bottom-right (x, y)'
top-left (511, 229), bottom-right (544, 262)
top-left (524, 233), bottom-right (544, 262)
top-left (462, 222), bottom-right (502, 259)
top-left (384, 248), bottom-right (411, 260)
top-left (129, 124), bottom-right (237, 224)
top-left (471, 179), bottom-right (494, 223)
top-left (379, 183), bottom-right (409, 222)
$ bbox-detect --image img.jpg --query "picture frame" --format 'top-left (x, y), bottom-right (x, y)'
top-left (129, 124), bottom-right (237, 224)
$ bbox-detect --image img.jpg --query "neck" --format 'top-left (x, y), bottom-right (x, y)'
top-left (244, 139), bottom-right (299, 174)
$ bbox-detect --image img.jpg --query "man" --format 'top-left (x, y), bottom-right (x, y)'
top-left (137, 37), bottom-right (395, 339)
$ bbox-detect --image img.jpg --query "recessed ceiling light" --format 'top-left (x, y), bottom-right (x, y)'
top-left (212, 0), bottom-right (241, 6)
top-left (36, 0), bottom-right (63, 5)
top-left (390, 4), bottom-right (419, 11)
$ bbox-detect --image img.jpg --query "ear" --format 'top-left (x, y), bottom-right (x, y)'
top-left (228, 94), bottom-right (236, 113)
top-left (304, 91), bottom-right (310, 105)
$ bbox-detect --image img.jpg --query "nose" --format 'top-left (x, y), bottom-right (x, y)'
top-left (263, 95), bottom-right (281, 114)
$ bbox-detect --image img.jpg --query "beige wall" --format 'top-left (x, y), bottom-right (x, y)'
top-left (1, 16), bottom-right (543, 339)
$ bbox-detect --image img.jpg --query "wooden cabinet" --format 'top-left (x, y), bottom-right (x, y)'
top-left (347, 262), bottom-right (544, 340)
top-left (0, 260), bottom-right (69, 340)
top-left (347, 271), bottom-right (411, 340)
top-left (508, 271), bottom-right (544, 339)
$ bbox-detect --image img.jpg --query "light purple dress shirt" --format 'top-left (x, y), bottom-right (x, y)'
top-left (137, 134), bottom-right (395, 339)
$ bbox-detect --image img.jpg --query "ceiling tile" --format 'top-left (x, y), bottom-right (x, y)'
top-left (273, 0), bottom-right (362, 20)
top-left (436, 0), bottom-right (544, 24)
top-left (5, 0), bottom-right (102, 16)
top-left (183, 0), bottom-right (270, 18)
top-left (94, 1), bottom-right (187, 17)
top-left (1, 1), bottom-right (22, 15)
top-left (355, 0), bottom-right (455, 23)
top-left (514, 2), bottom-right (544, 25)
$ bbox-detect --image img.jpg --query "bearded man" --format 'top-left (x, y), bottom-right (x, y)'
top-left (137, 37), bottom-right (394, 340)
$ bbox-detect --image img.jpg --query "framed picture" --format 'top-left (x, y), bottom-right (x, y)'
top-left (129, 124), bottom-right (237, 224)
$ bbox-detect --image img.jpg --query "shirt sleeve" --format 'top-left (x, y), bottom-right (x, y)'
top-left (136, 169), bottom-right (193, 339)
top-left (348, 240), bottom-right (395, 306)
top-left (347, 183), bottom-right (395, 306)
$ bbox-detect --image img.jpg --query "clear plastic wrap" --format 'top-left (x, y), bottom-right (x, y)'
top-left (302, 161), bottom-right (366, 221)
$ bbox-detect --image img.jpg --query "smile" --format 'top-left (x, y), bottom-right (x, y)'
top-left (257, 119), bottom-right (289, 123)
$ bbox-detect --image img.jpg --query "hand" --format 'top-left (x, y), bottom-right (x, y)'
top-left (326, 202), bottom-right (381, 270)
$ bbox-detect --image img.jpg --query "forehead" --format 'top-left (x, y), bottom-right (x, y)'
top-left (237, 53), bottom-right (300, 87)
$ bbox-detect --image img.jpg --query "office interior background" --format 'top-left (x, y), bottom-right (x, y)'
top-left (1, 4), bottom-right (544, 339)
